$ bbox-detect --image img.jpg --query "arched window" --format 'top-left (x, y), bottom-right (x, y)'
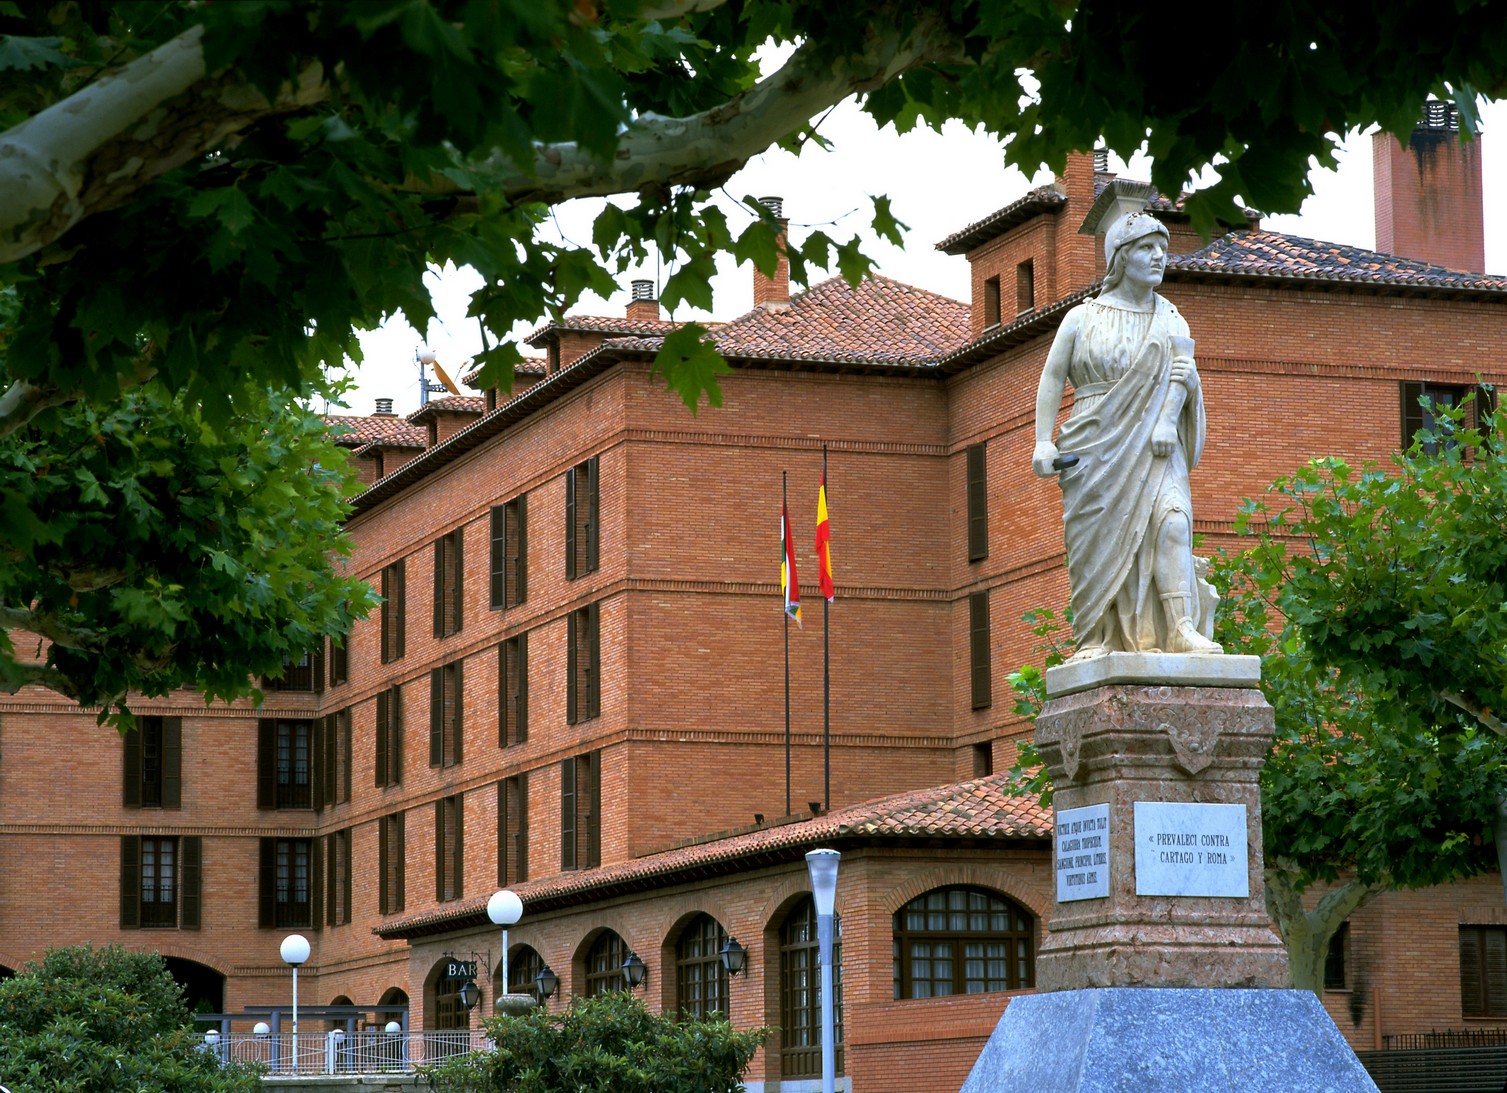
top-left (427, 960), bottom-right (470, 1030)
top-left (780, 896), bottom-right (843, 1079)
top-left (892, 886), bottom-right (1034, 999)
top-left (499, 944), bottom-right (544, 1007)
top-left (675, 913), bottom-right (728, 1018)
top-left (585, 930), bottom-right (628, 996)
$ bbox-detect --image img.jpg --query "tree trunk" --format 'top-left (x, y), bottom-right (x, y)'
top-left (1265, 869), bottom-right (1384, 994)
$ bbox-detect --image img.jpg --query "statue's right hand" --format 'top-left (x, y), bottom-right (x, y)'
top-left (1032, 440), bottom-right (1060, 478)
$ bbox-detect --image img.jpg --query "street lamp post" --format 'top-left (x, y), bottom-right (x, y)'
top-left (280, 933), bottom-right (311, 1073)
top-left (806, 848), bottom-right (840, 1093)
top-left (488, 889), bottom-right (534, 1014)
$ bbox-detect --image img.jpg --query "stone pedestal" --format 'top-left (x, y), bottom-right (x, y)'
top-left (958, 989), bottom-right (1379, 1093)
top-left (1031, 664), bottom-right (1289, 991)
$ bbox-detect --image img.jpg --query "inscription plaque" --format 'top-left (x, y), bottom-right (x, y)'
top-left (1134, 801), bottom-right (1249, 897)
top-left (1055, 802), bottom-right (1110, 902)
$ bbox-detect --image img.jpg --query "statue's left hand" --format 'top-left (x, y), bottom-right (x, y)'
top-left (1170, 357), bottom-right (1199, 392)
top-left (1151, 418), bottom-right (1177, 457)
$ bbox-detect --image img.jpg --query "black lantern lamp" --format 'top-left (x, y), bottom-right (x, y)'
top-left (622, 951), bottom-right (648, 989)
top-left (535, 964), bottom-right (559, 1000)
top-left (720, 936), bottom-right (747, 976)
top-left (457, 977), bottom-right (482, 1012)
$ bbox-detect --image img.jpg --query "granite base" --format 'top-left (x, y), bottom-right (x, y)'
top-left (958, 988), bottom-right (1377, 1093)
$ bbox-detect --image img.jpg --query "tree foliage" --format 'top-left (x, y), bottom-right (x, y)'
top-left (2, 1), bottom-right (1506, 708)
top-left (1008, 398), bottom-right (1507, 991)
top-left (0, 375), bottom-right (377, 720)
top-left (422, 990), bottom-right (766, 1093)
top-left (0, 944), bottom-right (262, 1093)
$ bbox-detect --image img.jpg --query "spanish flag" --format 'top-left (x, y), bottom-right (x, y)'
top-left (782, 502), bottom-right (801, 626)
top-left (816, 473), bottom-right (834, 602)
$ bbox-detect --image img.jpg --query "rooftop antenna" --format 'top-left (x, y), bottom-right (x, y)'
top-left (416, 346), bottom-right (460, 406)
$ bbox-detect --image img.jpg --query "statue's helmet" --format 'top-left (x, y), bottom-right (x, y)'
top-left (1104, 210), bottom-right (1169, 267)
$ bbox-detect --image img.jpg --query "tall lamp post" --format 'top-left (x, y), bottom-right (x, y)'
top-left (280, 934), bottom-right (311, 1073)
top-left (806, 848), bottom-right (840, 1093)
top-left (489, 889), bottom-right (533, 1014)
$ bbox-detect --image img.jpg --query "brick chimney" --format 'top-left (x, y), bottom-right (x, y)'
top-left (753, 195), bottom-right (791, 310)
top-left (626, 279), bottom-right (660, 321)
top-left (1373, 100), bottom-right (1485, 272)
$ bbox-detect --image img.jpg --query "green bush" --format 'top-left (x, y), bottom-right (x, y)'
top-left (0, 944), bottom-right (261, 1093)
top-left (424, 990), bottom-right (766, 1093)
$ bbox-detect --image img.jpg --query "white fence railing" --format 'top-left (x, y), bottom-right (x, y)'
top-left (203, 1028), bottom-right (490, 1073)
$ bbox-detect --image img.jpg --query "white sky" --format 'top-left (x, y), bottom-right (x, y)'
top-left (337, 98), bottom-right (1507, 416)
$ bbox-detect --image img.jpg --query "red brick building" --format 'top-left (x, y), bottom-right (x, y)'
top-left (1, 111), bottom-right (1505, 1092)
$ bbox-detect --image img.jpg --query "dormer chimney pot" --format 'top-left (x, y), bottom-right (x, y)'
top-left (375, 398), bottom-right (395, 416)
top-left (753, 198), bottom-right (791, 310)
top-left (626, 278), bottom-right (661, 320)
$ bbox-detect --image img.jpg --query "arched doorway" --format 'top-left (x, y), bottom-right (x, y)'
top-left (162, 956), bottom-right (225, 1014)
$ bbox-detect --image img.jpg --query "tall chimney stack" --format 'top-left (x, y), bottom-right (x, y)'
top-left (753, 196), bottom-right (791, 311)
top-left (1373, 100), bottom-right (1485, 272)
top-left (626, 278), bottom-right (660, 321)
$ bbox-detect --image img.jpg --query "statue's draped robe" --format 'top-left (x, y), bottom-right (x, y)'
top-left (1056, 294), bottom-right (1213, 652)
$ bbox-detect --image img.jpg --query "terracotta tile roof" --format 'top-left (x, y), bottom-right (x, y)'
top-left (460, 358), bottom-right (547, 387)
top-left (935, 186), bottom-right (1067, 254)
top-left (406, 395), bottom-right (486, 424)
top-left (612, 275), bottom-right (970, 368)
top-left (323, 414), bottom-right (426, 449)
top-left (374, 774), bottom-right (1049, 939)
top-left (1167, 230), bottom-right (1507, 291)
top-left (525, 314), bottom-right (687, 346)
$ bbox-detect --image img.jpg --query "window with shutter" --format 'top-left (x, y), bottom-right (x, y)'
top-left (429, 662), bottom-right (463, 768)
top-left (565, 457), bottom-right (599, 579)
top-left (500, 634), bottom-right (528, 746)
top-left (326, 828), bottom-right (351, 926)
top-left (122, 833), bottom-right (201, 933)
top-left (379, 812), bottom-right (405, 915)
top-left (123, 716), bottom-right (181, 809)
top-left (381, 560), bottom-right (406, 662)
top-left (436, 795), bottom-right (464, 902)
top-left (262, 837), bottom-right (318, 929)
top-left (560, 758), bottom-right (577, 870)
top-left (969, 592), bottom-right (991, 710)
top-left (1401, 381), bottom-right (1496, 454)
top-left (498, 773), bottom-right (528, 886)
top-left (491, 496), bottom-right (527, 609)
top-left (567, 604), bottom-right (600, 724)
top-left (1461, 925), bottom-right (1507, 1017)
top-left (966, 444), bottom-right (987, 562)
top-left (433, 528), bottom-right (464, 637)
top-left (375, 686), bottom-right (402, 788)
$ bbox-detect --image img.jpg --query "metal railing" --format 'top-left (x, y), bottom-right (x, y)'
top-left (202, 1028), bottom-right (490, 1074)
top-left (1383, 1028), bottom-right (1507, 1050)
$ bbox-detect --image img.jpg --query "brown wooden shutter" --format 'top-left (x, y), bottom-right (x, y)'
top-left (257, 719), bottom-right (277, 809)
top-left (453, 796), bottom-right (464, 900)
top-left (381, 566), bottom-right (393, 662)
top-left (515, 495), bottom-right (527, 603)
top-left (123, 729), bottom-right (141, 808)
top-left (312, 642), bottom-right (326, 694)
top-left (565, 466), bottom-right (578, 579)
top-left (394, 560), bottom-right (406, 659)
top-left (180, 835), bottom-right (201, 930)
top-left (435, 800), bottom-right (445, 902)
top-left (969, 591), bottom-right (991, 710)
top-left (311, 717), bottom-right (326, 813)
top-left (566, 611), bottom-right (578, 724)
top-left (586, 603), bottom-right (600, 720)
top-left (375, 691), bottom-right (389, 787)
top-left (389, 686), bottom-right (402, 785)
top-left (452, 660), bottom-right (464, 765)
top-left (966, 443), bottom-right (988, 562)
top-left (120, 835), bottom-right (141, 929)
top-left (342, 830), bottom-right (352, 923)
top-left (499, 776), bottom-right (527, 887)
top-left (258, 837), bottom-right (276, 928)
top-left (309, 837), bottom-right (323, 932)
top-left (326, 833), bottom-right (338, 925)
top-left (429, 668), bottom-right (443, 767)
top-left (560, 759), bottom-right (577, 869)
top-left (394, 813), bottom-right (405, 911)
top-left (582, 752), bottom-right (600, 868)
top-left (433, 538), bottom-right (445, 637)
top-left (1401, 381), bottom-right (1425, 448)
top-left (161, 717), bottom-right (182, 810)
top-left (452, 529), bottom-right (464, 633)
top-left (338, 711), bottom-right (351, 804)
top-left (490, 505), bottom-right (506, 608)
top-left (516, 633), bottom-right (528, 743)
top-left (379, 818), bottom-right (391, 914)
top-left (585, 456), bottom-right (600, 574)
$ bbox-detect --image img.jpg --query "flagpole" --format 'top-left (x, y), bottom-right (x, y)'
top-left (822, 448), bottom-right (831, 814)
top-left (783, 472), bottom-right (792, 818)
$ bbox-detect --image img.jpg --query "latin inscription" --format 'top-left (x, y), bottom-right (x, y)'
top-left (1133, 802), bottom-right (1249, 897)
top-left (1055, 802), bottom-right (1111, 902)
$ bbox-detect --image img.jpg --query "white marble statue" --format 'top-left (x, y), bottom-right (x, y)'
top-left (1031, 210), bottom-right (1222, 660)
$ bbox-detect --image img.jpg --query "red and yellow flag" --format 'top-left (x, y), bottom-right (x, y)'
top-left (782, 502), bottom-right (801, 626)
top-left (816, 473), bottom-right (834, 602)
